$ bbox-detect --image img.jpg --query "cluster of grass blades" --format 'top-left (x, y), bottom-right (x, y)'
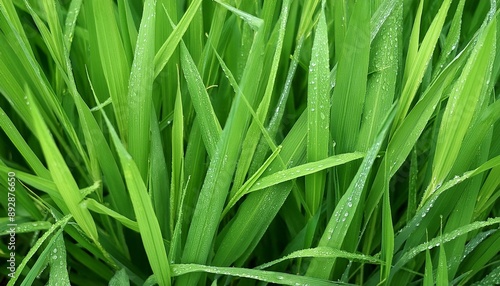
top-left (0, 0), bottom-right (499, 285)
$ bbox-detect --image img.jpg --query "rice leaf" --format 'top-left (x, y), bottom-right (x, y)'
top-left (306, 6), bottom-right (330, 216)
top-left (127, 0), bottom-right (157, 180)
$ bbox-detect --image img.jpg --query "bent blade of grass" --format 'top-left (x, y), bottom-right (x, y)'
top-left (127, 0), bottom-right (157, 180)
top-left (424, 17), bottom-right (496, 203)
top-left (392, 217), bottom-right (500, 277)
top-left (213, 0), bottom-right (263, 31)
top-left (306, 7), bottom-right (330, 216)
top-left (102, 109), bottom-right (171, 286)
top-left (394, 154), bottom-right (500, 252)
top-left (19, 229), bottom-right (67, 286)
top-left (180, 42), bottom-right (222, 158)
top-left (84, 199), bottom-right (139, 232)
top-left (306, 107), bottom-right (394, 279)
top-left (170, 264), bottom-right (338, 286)
top-left (27, 89), bottom-right (98, 241)
top-left (0, 221), bottom-right (51, 235)
top-left (472, 265), bottom-right (500, 286)
top-left (0, 166), bottom-right (61, 201)
top-left (256, 246), bottom-right (382, 270)
top-left (250, 152), bottom-right (364, 193)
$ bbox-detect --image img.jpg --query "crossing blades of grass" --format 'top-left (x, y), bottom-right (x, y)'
top-left (27, 88), bottom-right (98, 241)
top-left (7, 215), bottom-right (72, 286)
top-left (154, 0), bottom-right (202, 78)
top-left (424, 16), bottom-right (496, 203)
top-left (306, 107), bottom-right (394, 279)
top-left (393, 0), bottom-right (452, 131)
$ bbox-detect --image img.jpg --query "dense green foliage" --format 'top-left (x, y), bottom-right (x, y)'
top-left (0, 0), bottom-right (499, 285)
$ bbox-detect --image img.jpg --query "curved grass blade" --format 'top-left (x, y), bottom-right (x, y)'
top-left (84, 199), bottom-right (139, 232)
top-left (250, 152), bottom-right (364, 193)
top-left (392, 217), bottom-right (500, 277)
top-left (256, 246), bottom-right (381, 270)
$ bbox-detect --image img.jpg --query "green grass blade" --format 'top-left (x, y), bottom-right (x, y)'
top-left (212, 112), bottom-right (307, 267)
top-left (249, 153), bottom-right (364, 193)
top-left (380, 158), bottom-right (394, 284)
top-left (170, 264), bottom-right (338, 286)
top-left (255, 246), bottom-right (381, 270)
top-left (87, 0), bottom-right (130, 138)
top-left (330, 0), bottom-right (370, 154)
top-left (170, 80), bottom-right (184, 235)
top-left (109, 269), bottom-right (130, 286)
top-left (127, 0), bottom-right (157, 180)
top-left (392, 217), bottom-right (500, 277)
top-left (27, 89), bottom-right (98, 241)
top-left (306, 6), bottom-right (330, 216)
top-left (102, 110), bottom-right (171, 286)
top-left (47, 233), bottom-right (70, 286)
top-left (84, 199), bottom-right (139, 232)
top-left (180, 42), bottom-right (222, 157)
top-left (436, 243), bottom-right (449, 286)
top-left (423, 249), bottom-right (434, 286)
